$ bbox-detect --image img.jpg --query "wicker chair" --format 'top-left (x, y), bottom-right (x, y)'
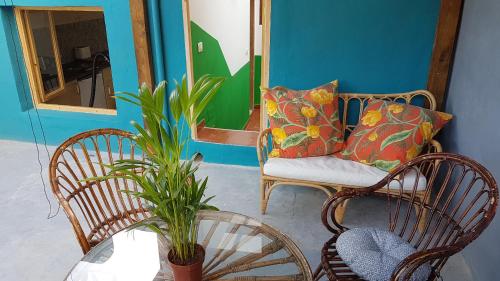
top-left (314, 153), bottom-right (498, 281)
top-left (49, 129), bottom-right (150, 254)
top-left (258, 90), bottom-right (441, 225)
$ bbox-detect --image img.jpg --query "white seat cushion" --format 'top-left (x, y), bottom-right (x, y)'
top-left (263, 156), bottom-right (426, 191)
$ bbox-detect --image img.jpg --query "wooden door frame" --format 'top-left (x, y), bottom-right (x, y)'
top-left (130, 0), bottom-right (154, 89)
top-left (182, 0), bottom-right (271, 141)
top-left (249, 0), bottom-right (255, 111)
top-left (259, 0), bottom-right (271, 132)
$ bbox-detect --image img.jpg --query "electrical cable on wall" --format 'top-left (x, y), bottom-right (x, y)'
top-left (3, 0), bottom-right (60, 219)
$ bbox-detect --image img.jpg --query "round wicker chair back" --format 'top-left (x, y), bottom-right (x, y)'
top-left (49, 128), bottom-right (150, 253)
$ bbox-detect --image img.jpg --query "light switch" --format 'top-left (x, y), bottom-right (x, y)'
top-left (197, 42), bottom-right (203, 53)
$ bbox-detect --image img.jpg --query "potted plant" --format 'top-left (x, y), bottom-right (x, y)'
top-left (105, 75), bottom-right (224, 280)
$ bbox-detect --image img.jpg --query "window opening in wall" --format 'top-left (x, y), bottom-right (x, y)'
top-left (16, 7), bottom-right (116, 114)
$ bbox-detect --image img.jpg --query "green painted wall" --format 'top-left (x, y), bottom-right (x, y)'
top-left (190, 21), bottom-right (250, 130)
top-left (254, 55), bottom-right (262, 105)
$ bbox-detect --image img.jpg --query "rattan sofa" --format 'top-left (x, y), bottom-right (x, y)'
top-left (257, 90), bottom-right (442, 226)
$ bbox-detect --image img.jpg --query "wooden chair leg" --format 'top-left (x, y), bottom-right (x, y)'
top-left (417, 193), bottom-right (431, 233)
top-left (333, 188), bottom-right (349, 224)
top-left (313, 263), bottom-right (325, 280)
top-left (260, 179), bottom-right (269, 214)
top-left (334, 199), bottom-right (350, 224)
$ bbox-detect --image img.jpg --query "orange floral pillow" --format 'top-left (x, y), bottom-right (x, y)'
top-left (263, 81), bottom-right (343, 158)
top-left (337, 99), bottom-right (453, 171)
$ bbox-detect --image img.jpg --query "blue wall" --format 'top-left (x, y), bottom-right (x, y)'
top-left (153, 0), bottom-right (441, 166)
top-left (270, 0), bottom-right (440, 92)
top-left (1, 0), bottom-right (441, 167)
top-left (440, 0), bottom-right (500, 279)
top-left (0, 0), bottom-right (141, 144)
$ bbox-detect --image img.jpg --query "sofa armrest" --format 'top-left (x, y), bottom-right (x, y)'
top-left (426, 139), bottom-right (443, 154)
top-left (321, 188), bottom-right (369, 234)
top-left (257, 128), bottom-right (273, 174)
top-left (322, 153), bottom-right (447, 234)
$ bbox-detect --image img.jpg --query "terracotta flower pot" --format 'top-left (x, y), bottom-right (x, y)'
top-left (168, 244), bottom-right (205, 281)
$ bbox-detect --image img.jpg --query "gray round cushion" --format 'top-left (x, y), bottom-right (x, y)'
top-left (336, 227), bottom-right (431, 281)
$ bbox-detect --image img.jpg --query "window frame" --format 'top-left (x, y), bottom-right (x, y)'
top-left (15, 6), bottom-right (117, 115)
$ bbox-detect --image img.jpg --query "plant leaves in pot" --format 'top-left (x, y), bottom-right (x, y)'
top-left (97, 75), bottom-right (224, 280)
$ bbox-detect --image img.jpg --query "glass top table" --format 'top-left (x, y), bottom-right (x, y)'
top-left (65, 210), bottom-right (312, 281)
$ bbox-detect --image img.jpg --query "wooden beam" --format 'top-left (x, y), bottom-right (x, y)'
top-left (427, 0), bottom-right (464, 110)
top-left (249, 0), bottom-right (255, 111)
top-left (181, 0), bottom-right (199, 140)
top-left (260, 0), bottom-right (271, 132)
top-left (130, 0), bottom-right (154, 88)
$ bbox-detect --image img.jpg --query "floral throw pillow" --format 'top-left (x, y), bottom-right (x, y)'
top-left (263, 81), bottom-right (343, 158)
top-left (337, 99), bottom-right (453, 171)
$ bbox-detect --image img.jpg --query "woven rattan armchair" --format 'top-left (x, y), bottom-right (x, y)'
top-left (314, 153), bottom-right (498, 281)
top-left (49, 128), bottom-right (150, 253)
top-left (258, 90), bottom-right (441, 226)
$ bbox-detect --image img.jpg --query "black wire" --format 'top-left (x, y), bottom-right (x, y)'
top-left (4, 3), bottom-right (60, 219)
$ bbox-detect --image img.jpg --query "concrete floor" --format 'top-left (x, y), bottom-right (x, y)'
top-left (0, 139), bottom-right (472, 280)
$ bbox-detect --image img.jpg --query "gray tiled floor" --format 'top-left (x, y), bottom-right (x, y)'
top-left (0, 140), bottom-right (472, 280)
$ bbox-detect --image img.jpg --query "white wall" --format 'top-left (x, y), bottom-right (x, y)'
top-left (190, 0), bottom-right (263, 75)
top-left (254, 0), bottom-right (262, 56)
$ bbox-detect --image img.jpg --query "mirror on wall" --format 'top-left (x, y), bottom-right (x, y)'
top-left (186, 0), bottom-right (263, 146)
